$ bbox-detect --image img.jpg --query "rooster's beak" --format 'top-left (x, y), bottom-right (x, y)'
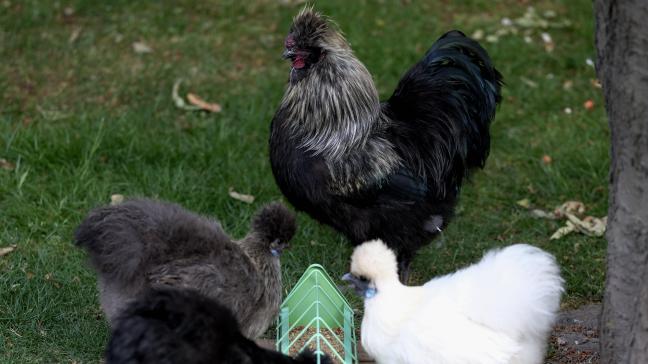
top-left (282, 49), bottom-right (295, 60)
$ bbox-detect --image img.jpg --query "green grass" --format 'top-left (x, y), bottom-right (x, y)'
top-left (0, 0), bottom-right (607, 362)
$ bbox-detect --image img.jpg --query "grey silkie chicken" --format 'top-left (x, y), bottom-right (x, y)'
top-left (75, 198), bottom-right (296, 338)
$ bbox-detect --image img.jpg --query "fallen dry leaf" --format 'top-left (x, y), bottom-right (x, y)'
top-left (110, 194), bottom-right (124, 205)
top-left (133, 41), bottom-right (152, 54)
top-left (566, 214), bottom-right (607, 237)
top-left (541, 32), bottom-right (555, 52)
top-left (531, 209), bottom-right (557, 219)
top-left (0, 244), bottom-right (17, 257)
top-left (187, 93), bottom-right (222, 113)
top-left (555, 201), bottom-right (586, 217)
top-left (515, 6), bottom-right (571, 30)
top-left (521, 77), bottom-right (538, 88)
top-left (485, 34), bottom-right (499, 43)
top-left (591, 79), bottom-right (602, 89)
top-left (551, 221), bottom-right (576, 240)
top-left (0, 158), bottom-right (15, 171)
top-left (542, 155), bottom-right (553, 164)
top-left (584, 99), bottom-right (595, 110)
top-left (562, 80), bottom-right (573, 90)
top-left (516, 198), bottom-right (531, 209)
top-left (524, 200), bottom-right (606, 240)
top-left (68, 27), bottom-right (82, 44)
top-left (564, 107), bottom-right (573, 115)
top-left (551, 215), bottom-right (607, 240)
top-left (472, 29), bottom-right (485, 40)
top-left (586, 58), bottom-right (595, 67)
top-left (172, 80), bottom-right (201, 111)
top-left (9, 328), bottom-right (22, 338)
top-left (543, 10), bottom-right (557, 18)
top-left (228, 188), bottom-right (255, 204)
top-left (37, 106), bottom-right (71, 121)
top-left (495, 28), bottom-right (514, 37)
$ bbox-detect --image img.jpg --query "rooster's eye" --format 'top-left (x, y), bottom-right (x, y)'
top-left (285, 36), bottom-right (296, 49)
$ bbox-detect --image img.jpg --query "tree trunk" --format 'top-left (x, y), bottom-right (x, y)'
top-left (595, 1), bottom-right (648, 363)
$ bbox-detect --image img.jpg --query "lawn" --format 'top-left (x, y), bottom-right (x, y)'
top-left (0, 0), bottom-right (607, 362)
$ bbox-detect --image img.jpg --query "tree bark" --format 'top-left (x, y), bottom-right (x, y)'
top-left (595, 1), bottom-right (648, 363)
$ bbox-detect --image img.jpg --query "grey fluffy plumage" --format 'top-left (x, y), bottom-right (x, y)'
top-left (74, 198), bottom-right (296, 338)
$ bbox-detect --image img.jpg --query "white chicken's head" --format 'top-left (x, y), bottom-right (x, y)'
top-left (342, 240), bottom-right (398, 299)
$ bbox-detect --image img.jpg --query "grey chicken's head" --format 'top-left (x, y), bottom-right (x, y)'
top-left (283, 7), bottom-right (349, 83)
top-left (250, 202), bottom-right (296, 257)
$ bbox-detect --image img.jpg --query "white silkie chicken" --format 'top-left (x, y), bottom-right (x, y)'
top-left (342, 240), bottom-right (564, 364)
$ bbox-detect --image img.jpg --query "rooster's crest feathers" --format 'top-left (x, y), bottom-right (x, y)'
top-left (289, 8), bottom-right (348, 52)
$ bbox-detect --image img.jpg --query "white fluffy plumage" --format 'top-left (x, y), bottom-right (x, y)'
top-left (349, 240), bottom-right (564, 364)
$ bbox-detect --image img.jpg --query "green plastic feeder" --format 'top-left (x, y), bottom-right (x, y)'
top-left (276, 264), bottom-right (358, 364)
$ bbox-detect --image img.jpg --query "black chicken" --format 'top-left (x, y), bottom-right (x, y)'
top-left (269, 9), bottom-right (503, 282)
top-left (106, 288), bottom-right (328, 364)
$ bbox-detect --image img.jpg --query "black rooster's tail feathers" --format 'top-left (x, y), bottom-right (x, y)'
top-left (422, 30), bottom-right (503, 169)
top-left (387, 30), bottom-right (502, 197)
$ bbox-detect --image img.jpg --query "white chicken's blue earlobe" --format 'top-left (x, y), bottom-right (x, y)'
top-left (365, 287), bottom-right (377, 299)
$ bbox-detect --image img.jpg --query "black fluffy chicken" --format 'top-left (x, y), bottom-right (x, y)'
top-left (270, 9), bottom-right (503, 281)
top-left (107, 288), bottom-right (328, 364)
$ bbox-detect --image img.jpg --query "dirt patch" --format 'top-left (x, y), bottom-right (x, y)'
top-left (546, 304), bottom-right (601, 364)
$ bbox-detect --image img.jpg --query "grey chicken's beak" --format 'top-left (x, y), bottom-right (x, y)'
top-left (270, 238), bottom-right (282, 257)
top-left (282, 49), bottom-right (295, 60)
top-left (342, 273), bottom-right (377, 299)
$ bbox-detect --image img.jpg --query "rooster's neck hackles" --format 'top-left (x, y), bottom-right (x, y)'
top-left (280, 17), bottom-right (401, 193)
